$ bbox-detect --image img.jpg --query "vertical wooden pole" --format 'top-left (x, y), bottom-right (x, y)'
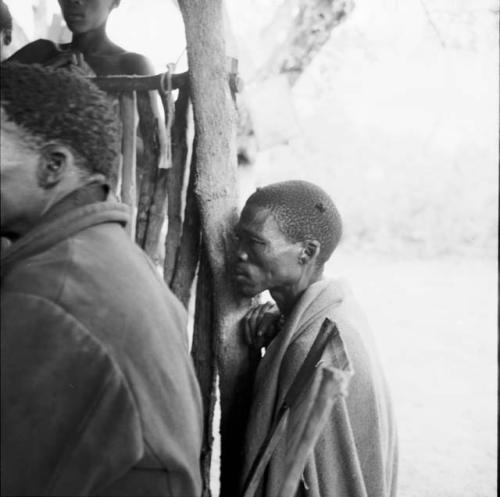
top-left (170, 148), bottom-right (201, 308)
top-left (178, 1), bottom-right (256, 495)
top-left (119, 91), bottom-right (138, 238)
top-left (135, 91), bottom-right (161, 249)
top-left (191, 245), bottom-right (217, 497)
top-left (164, 87), bottom-right (191, 284)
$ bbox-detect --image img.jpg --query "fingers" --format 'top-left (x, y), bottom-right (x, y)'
top-left (75, 52), bottom-right (85, 67)
top-left (47, 53), bottom-right (73, 69)
top-left (242, 305), bottom-right (262, 348)
top-left (242, 313), bottom-right (254, 348)
top-left (242, 302), bottom-right (280, 349)
top-left (255, 301), bottom-right (275, 322)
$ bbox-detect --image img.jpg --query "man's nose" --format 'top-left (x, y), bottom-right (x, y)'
top-left (236, 248), bottom-right (248, 262)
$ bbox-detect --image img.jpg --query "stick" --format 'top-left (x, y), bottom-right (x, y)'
top-left (163, 87), bottom-right (191, 285)
top-left (241, 319), bottom-right (338, 497)
top-left (169, 139), bottom-right (201, 307)
top-left (91, 72), bottom-right (189, 93)
top-left (135, 91), bottom-right (160, 248)
top-left (191, 245), bottom-right (217, 497)
top-left (119, 92), bottom-right (138, 239)
top-left (278, 367), bottom-right (351, 497)
top-left (241, 410), bottom-right (290, 497)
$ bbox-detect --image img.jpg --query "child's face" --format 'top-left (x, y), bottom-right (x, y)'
top-left (58, 0), bottom-right (118, 34)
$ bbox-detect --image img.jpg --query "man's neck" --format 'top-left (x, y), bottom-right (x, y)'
top-left (41, 182), bottom-right (108, 224)
top-left (270, 270), bottom-right (324, 318)
top-left (71, 25), bottom-right (111, 55)
top-left (2, 183), bottom-right (108, 240)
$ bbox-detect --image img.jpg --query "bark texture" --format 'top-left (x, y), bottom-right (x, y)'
top-left (169, 149), bottom-right (201, 308)
top-left (163, 87), bottom-right (192, 285)
top-left (119, 91), bottom-right (138, 238)
top-left (259, 0), bottom-right (355, 85)
top-left (135, 91), bottom-right (162, 249)
top-left (191, 246), bottom-right (216, 497)
top-left (178, 1), bottom-right (256, 495)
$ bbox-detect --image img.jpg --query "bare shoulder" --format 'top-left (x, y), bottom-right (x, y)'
top-left (119, 52), bottom-right (156, 76)
top-left (7, 39), bottom-right (60, 64)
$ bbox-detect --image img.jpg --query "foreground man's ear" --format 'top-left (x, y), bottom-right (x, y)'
top-left (37, 143), bottom-right (76, 189)
top-left (300, 240), bottom-right (321, 264)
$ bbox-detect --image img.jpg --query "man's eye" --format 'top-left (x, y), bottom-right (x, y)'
top-left (250, 238), bottom-right (264, 246)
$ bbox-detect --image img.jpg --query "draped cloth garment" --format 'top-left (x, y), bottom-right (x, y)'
top-left (241, 279), bottom-right (398, 497)
top-left (1, 191), bottom-right (203, 496)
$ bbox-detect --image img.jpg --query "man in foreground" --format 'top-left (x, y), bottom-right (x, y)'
top-left (0, 63), bottom-right (202, 496)
top-left (234, 181), bottom-right (398, 497)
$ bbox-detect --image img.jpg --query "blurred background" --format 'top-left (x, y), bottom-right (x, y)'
top-left (5, 1), bottom-right (498, 495)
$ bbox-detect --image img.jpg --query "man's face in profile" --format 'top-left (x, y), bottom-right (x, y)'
top-left (0, 108), bottom-right (41, 236)
top-left (233, 203), bottom-right (304, 297)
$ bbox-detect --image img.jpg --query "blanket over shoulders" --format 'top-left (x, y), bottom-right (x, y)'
top-left (241, 279), bottom-right (398, 497)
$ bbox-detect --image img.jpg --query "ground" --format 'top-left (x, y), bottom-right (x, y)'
top-left (326, 252), bottom-right (497, 497)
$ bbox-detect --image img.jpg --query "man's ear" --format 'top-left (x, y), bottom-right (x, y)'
top-left (299, 240), bottom-right (321, 264)
top-left (37, 143), bottom-right (76, 189)
top-left (2, 29), bottom-right (12, 46)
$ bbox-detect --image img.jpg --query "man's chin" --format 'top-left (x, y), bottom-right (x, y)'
top-left (234, 278), bottom-right (260, 298)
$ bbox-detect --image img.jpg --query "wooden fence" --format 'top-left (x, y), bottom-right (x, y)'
top-left (90, 68), bottom-right (239, 497)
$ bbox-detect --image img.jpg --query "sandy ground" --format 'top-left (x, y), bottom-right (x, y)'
top-left (326, 253), bottom-right (497, 497)
top-left (211, 254), bottom-right (497, 496)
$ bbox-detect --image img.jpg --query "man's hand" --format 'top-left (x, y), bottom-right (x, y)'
top-left (46, 51), bottom-right (95, 76)
top-left (242, 301), bottom-right (282, 350)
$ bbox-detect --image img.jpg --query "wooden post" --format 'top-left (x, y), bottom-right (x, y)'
top-left (163, 87), bottom-right (191, 285)
top-left (135, 91), bottom-right (161, 252)
top-left (169, 149), bottom-right (201, 308)
top-left (191, 246), bottom-right (217, 497)
top-left (178, 1), bottom-right (256, 495)
top-left (91, 72), bottom-right (188, 93)
top-left (119, 91), bottom-right (138, 238)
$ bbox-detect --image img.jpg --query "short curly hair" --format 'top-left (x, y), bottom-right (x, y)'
top-left (245, 180), bottom-right (343, 265)
top-left (0, 62), bottom-right (120, 181)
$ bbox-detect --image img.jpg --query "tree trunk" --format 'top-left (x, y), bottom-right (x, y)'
top-left (135, 91), bottom-right (161, 249)
top-left (234, 0), bottom-right (355, 164)
top-left (163, 87), bottom-right (191, 285)
top-left (169, 147), bottom-right (201, 308)
top-left (178, 1), bottom-right (256, 495)
top-left (258, 0), bottom-right (355, 85)
top-left (191, 246), bottom-right (216, 497)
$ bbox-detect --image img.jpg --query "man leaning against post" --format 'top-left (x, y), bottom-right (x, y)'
top-left (234, 181), bottom-right (398, 497)
top-left (0, 62), bottom-right (203, 497)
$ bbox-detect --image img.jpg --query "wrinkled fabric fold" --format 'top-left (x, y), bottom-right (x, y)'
top-left (1, 196), bottom-right (203, 496)
top-left (241, 279), bottom-right (398, 497)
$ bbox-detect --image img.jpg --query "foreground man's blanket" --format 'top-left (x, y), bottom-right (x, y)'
top-left (1, 189), bottom-right (203, 497)
top-left (241, 279), bottom-right (398, 497)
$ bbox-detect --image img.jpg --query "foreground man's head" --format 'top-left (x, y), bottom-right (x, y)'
top-left (0, 62), bottom-right (120, 238)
